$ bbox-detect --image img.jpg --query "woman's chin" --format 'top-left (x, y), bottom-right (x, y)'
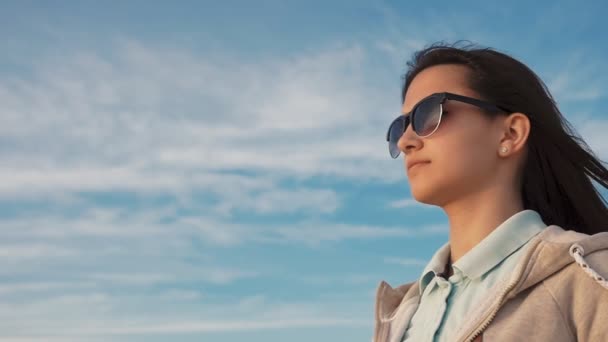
top-left (410, 187), bottom-right (441, 206)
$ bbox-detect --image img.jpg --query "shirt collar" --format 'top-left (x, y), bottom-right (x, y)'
top-left (418, 209), bottom-right (546, 293)
top-left (418, 241), bottom-right (450, 293)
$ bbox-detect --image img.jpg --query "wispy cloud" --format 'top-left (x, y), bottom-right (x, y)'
top-left (0, 292), bottom-right (371, 337)
top-left (0, 281), bottom-right (96, 296)
top-left (265, 221), bottom-right (447, 246)
top-left (0, 204), bottom-right (447, 252)
top-left (0, 243), bottom-right (77, 260)
top-left (576, 118), bottom-right (608, 160)
top-left (0, 39), bottom-right (401, 204)
top-left (545, 51), bottom-right (606, 103)
top-left (384, 257), bottom-right (428, 267)
top-left (212, 188), bottom-right (340, 216)
top-left (297, 274), bottom-right (380, 286)
top-left (389, 198), bottom-right (427, 209)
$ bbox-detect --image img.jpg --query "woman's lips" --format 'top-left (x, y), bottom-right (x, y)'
top-left (407, 161), bottom-right (430, 172)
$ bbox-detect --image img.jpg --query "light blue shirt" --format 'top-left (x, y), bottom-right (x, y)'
top-left (402, 209), bottom-right (547, 342)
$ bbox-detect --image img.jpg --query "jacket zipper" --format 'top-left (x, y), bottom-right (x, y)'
top-left (463, 275), bottom-right (519, 342)
top-left (461, 236), bottom-right (544, 342)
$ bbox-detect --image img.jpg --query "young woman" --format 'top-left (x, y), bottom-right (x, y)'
top-left (374, 43), bottom-right (608, 342)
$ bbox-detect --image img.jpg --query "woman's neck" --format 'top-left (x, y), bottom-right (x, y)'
top-left (443, 187), bottom-right (524, 264)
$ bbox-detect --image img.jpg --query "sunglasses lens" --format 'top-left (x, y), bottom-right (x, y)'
top-left (412, 97), bottom-right (442, 136)
top-left (386, 95), bottom-right (442, 158)
top-left (387, 116), bottom-right (407, 158)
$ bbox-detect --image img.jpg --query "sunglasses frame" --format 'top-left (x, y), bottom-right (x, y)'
top-left (386, 92), bottom-right (509, 158)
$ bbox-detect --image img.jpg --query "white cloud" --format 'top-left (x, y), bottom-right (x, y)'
top-left (384, 257), bottom-right (428, 267)
top-left (0, 281), bottom-right (95, 296)
top-left (544, 51), bottom-right (605, 103)
top-left (158, 289), bottom-right (203, 301)
top-left (0, 244), bottom-right (76, 260)
top-left (265, 221), bottom-right (447, 246)
top-left (577, 119), bottom-right (608, 160)
top-left (548, 70), bottom-right (603, 102)
top-left (85, 269), bottom-right (257, 287)
top-left (0, 39), bottom-right (401, 203)
top-left (298, 274), bottom-right (379, 286)
top-left (0, 38), bottom-right (410, 252)
top-left (212, 188), bottom-right (340, 217)
top-left (0, 292), bottom-right (371, 337)
top-left (117, 212), bottom-right (446, 248)
top-left (0, 33), bottom-right (440, 340)
top-left (389, 198), bottom-right (426, 209)
top-left (0, 204), bottom-right (447, 251)
top-left (86, 273), bottom-right (173, 286)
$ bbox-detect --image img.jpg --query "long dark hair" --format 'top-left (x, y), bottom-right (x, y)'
top-left (401, 41), bottom-right (608, 234)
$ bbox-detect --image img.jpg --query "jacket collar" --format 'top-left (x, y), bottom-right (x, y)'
top-left (417, 210), bottom-right (546, 294)
top-left (513, 225), bottom-right (608, 293)
top-left (374, 280), bottom-right (418, 322)
top-left (375, 225), bottom-right (608, 321)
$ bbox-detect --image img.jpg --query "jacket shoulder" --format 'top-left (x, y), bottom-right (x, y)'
top-left (543, 248), bottom-right (608, 293)
top-left (542, 249), bottom-right (608, 341)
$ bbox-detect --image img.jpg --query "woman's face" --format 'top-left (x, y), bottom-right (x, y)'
top-left (398, 64), bottom-right (504, 207)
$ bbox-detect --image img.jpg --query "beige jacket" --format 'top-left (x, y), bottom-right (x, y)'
top-left (373, 225), bottom-right (608, 342)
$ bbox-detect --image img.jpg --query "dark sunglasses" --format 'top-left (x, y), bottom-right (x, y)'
top-left (386, 92), bottom-right (508, 158)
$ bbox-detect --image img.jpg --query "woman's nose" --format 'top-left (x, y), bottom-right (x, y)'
top-left (398, 124), bottom-right (422, 156)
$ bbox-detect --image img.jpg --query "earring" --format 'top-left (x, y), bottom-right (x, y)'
top-left (500, 146), bottom-right (509, 154)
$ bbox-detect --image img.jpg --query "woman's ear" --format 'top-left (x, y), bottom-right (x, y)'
top-left (498, 112), bottom-right (531, 156)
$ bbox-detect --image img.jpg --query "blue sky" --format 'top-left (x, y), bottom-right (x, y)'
top-left (1, 1), bottom-right (607, 341)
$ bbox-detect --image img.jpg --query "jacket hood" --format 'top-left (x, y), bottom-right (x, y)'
top-left (510, 225), bottom-right (608, 295)
top-left (376, 225), bottom-right (608, 320)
